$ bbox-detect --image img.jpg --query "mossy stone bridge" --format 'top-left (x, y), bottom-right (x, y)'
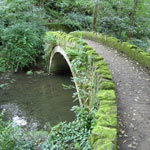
top-left (44, 31), bottom-right (150, 150)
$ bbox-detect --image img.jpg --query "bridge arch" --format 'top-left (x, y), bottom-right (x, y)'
top-left (49, 46), bottom-right (72, 74)
top-left (49, 46), bottom-right (82, 106)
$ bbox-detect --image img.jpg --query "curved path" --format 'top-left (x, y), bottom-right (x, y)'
top-left (85, 40), bottom-right (150, 150)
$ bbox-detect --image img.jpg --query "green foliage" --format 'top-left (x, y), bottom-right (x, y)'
top-left (0, 110), bottom-right (33, 150)
top-left (39, 0), bottom-right (93, 31)
top-left (0, 106), bottom-right (96, 150)
top-left (97, 0), bottom-right (150, 51)
top-left (41, 106), bottom-right (95, 150)
top-left (0, 0), bottom-right (45, 71)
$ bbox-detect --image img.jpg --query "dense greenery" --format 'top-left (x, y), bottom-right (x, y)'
top-left (36, 0), bottom-right (93, 31)
top-left (0, 0), bottom-right (149, 71)
top-left (0, 0), bottom-right (45, 72)
top-left (36, 0), bottom-right (150, 51)
top-left (41, 106), bottom-right (95, 150)
top-left (0, 110), bottom-right (33, 150)
top-left (96, 0), bottom-right (150, 50)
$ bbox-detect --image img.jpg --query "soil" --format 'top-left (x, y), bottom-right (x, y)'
top-left (85, 40), bottom-right (150, 150)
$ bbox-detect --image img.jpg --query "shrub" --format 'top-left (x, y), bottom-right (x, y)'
top-left (41, 106), bottom-right (95, 150)
top-left (0, 0), bottom-right (45, 71)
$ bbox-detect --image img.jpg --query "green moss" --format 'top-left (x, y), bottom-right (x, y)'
top-left (71, 31), bottom-right (150, 70)
top-left (100, 74), bottom-right (112, 80)
top-left (136, 52), bottom-right (150, 68)
top-left (91, 126), bottom-right (117, 144)
top-left (100, 100), bottom-right (116, 106)
top-left (92, 55), bottom-right (104, 61)
top-left (46, 31), bottom-right (118, 149)
top-left (96, 69), bottom-right (109, 76)
top-left (100, 81), bottom-right (115, 90)
top-left (96, 69), bottom-right (111, 78)
top-left (95, 61), bottom-right (108, 67)
top-left (97, 90), bottom-right (116, 101)
top-left (86, 50), bottom-right (98, 56)
top-left (83, 45), bottom-right (94, 51)
top-left (93, 139), bottom-right (116, 150)
top-left (95, 105), bottom-right (117, 128)
top-left (96, 66), bottom-right (110, 76)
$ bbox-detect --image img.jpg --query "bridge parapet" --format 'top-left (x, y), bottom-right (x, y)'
top-left (71, 31), bottom-right (150, 69)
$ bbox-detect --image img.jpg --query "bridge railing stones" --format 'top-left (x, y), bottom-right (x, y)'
top-left (71, 31), bottom-right (150, 69)
top-left (44, 31), bottom-right (117, 150)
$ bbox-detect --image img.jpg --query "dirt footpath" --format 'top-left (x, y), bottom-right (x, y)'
top-left (85, 40), bottom-right (150, 150)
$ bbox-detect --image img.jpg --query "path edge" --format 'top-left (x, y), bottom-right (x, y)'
top-left (70, 31), bottom-right (150, 69)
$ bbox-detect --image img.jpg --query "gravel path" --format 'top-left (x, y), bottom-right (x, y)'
top-left (85, 40), bottom-right (150, 150)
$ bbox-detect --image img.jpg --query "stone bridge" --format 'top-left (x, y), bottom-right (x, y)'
top-left (45, 31), bottom-right (150, 150)
top-left (44, 31), bottom-right (117, 150)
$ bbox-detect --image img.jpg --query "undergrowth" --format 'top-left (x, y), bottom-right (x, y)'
top-left (41, 106), bottom-right (96, 150)
top-left (0, 110), bottom-right (33, 150)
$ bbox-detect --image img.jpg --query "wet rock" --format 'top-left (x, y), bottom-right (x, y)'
top-left (26, 70), bottom-right (33, 75)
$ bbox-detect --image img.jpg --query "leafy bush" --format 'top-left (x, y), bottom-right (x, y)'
top-left (41, 106), bottom-right (95, 150)
top-left (41, 0), bottom-right (93, 32)
top-left (0, 0), bottom-right (45, 71)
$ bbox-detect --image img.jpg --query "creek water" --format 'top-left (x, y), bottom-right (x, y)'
top-left (0, 72), bottom-right (77, 130)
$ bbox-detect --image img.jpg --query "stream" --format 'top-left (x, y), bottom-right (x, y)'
top-left (0, 72), bottom-right (77, 131)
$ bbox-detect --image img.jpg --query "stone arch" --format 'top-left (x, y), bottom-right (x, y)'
top-left (49, 46), bottom-right (72, 74)
top-left (49, 46), bottom-right (82, 106)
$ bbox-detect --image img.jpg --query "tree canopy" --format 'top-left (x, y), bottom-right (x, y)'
top-left (0, 0), bottom-right (150, 70)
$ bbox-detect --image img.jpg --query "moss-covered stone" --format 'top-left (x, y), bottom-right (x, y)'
top-left (95, 105), bottom-right (117, 128)
top-left (86, 50), bottom-right (98, 56)
top-left (91, 126), bottom-right (117, 144)
top-left (93, 139), bottom-right (117, 150)
top-left (96, 64), bottom-right (109, 71)
top-left (46, 31), bottom-right (118, 150)
top-left (95, 61), bottom-right (108, 67)
top-left (100, 74), bottom-right (112, 80)
top-left (99, 81), bottom-right (115, 90)
top-left (83, 45), bottom-right (93, 51)
top-left (100, 100), bottom-right (116, 106)
top-left (92, 55), bottom-right (104, 61)
top-left (97, 90), bottom-right (116, 101)
top-left (96, 69), bottom-right (110, 76)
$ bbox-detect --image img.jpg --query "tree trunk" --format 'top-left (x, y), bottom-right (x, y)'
top-left (118, 0), bottom-right (123, 15)
top-left (92, 1), bottom-right (99, 32)
top-left (128, 0), bottom-right (139, 38)
top-left (40, 0), bottom-right (45, 18)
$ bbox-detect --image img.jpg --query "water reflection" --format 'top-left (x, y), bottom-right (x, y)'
top-left (0, 72), bottom-right (77, 130)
